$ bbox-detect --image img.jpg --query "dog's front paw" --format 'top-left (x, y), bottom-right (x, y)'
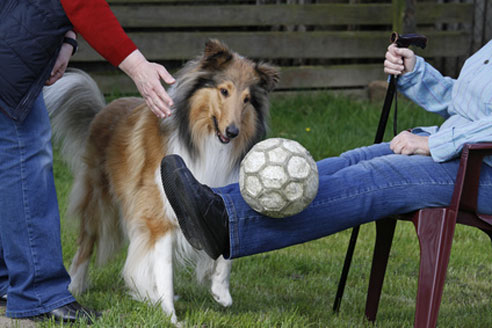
top-left (210, 283), bottom-right (232, 307)
top-left (170, 313), bottom-right (179, 326)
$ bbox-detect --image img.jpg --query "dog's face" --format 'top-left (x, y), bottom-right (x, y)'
top-left (202, 79), bottom-right (254, 145)
top-left (172, 40), bottom-right (279, 156)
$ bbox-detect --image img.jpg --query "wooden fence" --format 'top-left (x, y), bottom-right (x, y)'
top-left (70, 0), bottom-right (475, 95)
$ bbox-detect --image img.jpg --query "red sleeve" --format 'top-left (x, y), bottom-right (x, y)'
top-left (60, 0), bottom-right (137, 66)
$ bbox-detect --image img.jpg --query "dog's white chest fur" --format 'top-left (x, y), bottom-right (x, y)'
top-left (168, 134), bottom-right (240, 188)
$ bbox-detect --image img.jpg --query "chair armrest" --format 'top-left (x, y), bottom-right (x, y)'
top-left (463, 142), bottom-right (492, 152)
top-left (450, 143), bottom-right (492, 212)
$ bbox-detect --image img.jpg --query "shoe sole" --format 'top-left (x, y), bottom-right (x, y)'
top-left (161, 155), bottom-right (223, 259)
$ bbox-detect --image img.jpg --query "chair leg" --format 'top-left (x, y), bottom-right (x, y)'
top-left (412, 208), bottom-right (457, 328)
top-left (365, 218), bottom-right (397, 322)
top-left (479, 228), bottom-right (492, 244)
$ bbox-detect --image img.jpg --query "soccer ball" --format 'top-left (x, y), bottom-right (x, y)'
top-left (239, 138), bottom-right (319, 218)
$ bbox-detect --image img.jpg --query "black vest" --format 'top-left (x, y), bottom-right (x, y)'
top-left (0, 0), bottom-right (73, 121)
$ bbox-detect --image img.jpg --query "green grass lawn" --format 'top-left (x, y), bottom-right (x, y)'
top-left (45, 92), bottom-right (492, 327)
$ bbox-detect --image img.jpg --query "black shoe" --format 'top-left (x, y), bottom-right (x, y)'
top-left (161, 154), bottom-right (230, 260)
top-left (31, 301), bottom-right (101, 324)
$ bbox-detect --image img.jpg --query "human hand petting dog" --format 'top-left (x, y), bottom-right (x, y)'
top-left (119, 50), bottom-right (176, 119)
top-left (390, 130), bottom-right (430, 156)
top-left (384, 43), bottom-right (417, 76)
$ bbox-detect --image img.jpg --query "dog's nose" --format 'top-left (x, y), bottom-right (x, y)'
top-left (225, 125), bottom-right (239, 139)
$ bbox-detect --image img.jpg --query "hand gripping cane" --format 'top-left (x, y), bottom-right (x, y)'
top-left (333, 32), bottom-right (428, 313)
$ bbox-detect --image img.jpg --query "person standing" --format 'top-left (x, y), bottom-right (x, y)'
top-left (0, 0), bottom-right (175, 323)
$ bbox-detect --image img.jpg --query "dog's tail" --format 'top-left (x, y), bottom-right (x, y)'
top-left (43, 68), bottom-right (105, 173)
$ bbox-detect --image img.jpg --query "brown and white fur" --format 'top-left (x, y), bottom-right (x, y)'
top-left (43, 40), bottom-right (279, 324)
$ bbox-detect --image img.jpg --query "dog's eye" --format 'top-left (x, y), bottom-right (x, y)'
top-left (220, 88), bottom-right (229, 97)
top-left (243, 96), bottom-right (250, 104)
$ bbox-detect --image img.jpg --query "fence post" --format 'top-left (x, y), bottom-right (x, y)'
top-left (403, 0), bottom-right (416, 33)
top-left (392, 0), bottom-right (405, 33)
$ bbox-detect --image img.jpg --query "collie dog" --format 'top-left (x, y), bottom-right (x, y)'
top-left (44, 40), bottom-right (279, 323)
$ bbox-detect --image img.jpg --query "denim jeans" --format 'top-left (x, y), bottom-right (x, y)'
top-left (0, 94), bottom-right (75, 317)
top-left (216, 142), bottom-right (492, 259)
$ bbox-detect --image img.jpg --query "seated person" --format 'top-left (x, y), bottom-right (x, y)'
top-left (160, 40), bottom-right (492, 260)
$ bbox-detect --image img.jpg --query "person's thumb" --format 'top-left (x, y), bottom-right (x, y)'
top-left (396, 47), bottom-right (414, 59)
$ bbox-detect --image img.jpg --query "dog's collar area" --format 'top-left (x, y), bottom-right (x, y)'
top-left (212, 116), bottom-right (231, 144)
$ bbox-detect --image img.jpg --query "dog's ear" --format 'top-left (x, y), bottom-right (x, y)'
top-left (201, 39), bottom-right (233, 70)
top-left (255, 63), bottom-right (280, 93)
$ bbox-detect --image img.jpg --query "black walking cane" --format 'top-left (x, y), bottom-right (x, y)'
top-left (333, 32), bottom-right (427, 313)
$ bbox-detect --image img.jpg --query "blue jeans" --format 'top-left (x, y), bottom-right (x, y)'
top-left (0, 94), bottom-right (75, 318)
top-left (216, 142), bottom-right (492, 259)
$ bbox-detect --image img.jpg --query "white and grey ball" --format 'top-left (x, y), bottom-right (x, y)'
top-left (239, 138), bottom-right (319, 218)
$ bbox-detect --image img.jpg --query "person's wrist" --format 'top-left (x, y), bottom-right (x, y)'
top-left (65, 30), bottom-right (76, 40)
top-left (63, 37), bottom-right (78, 56)
top-left (118, 50), bottom-right (147, 79)
top-left (404, 57), bottom-right (417, 74)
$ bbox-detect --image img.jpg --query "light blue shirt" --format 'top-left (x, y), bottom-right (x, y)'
top-left (397, 40), bottom-right (492, 166)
